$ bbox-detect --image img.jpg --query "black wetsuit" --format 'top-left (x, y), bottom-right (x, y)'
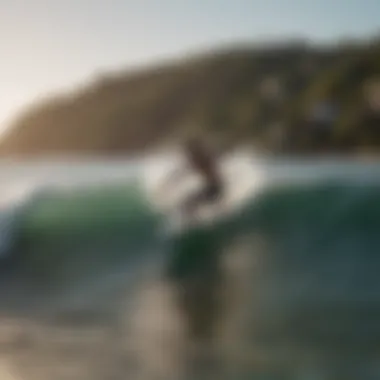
top-left (184, 144), bottom-right (223, 212)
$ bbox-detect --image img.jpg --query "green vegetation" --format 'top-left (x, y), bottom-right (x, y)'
top-left (0, 37), bottom-right (379, 156)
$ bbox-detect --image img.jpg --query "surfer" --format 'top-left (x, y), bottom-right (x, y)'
top-left (162, 136), bottom-right (224, 219)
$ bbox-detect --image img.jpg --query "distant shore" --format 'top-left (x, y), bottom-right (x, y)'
top-left (0, 37), bottom-right (379, 157)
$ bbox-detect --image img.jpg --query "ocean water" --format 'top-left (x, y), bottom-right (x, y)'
top-left (0, 155), bottom-right (380, 380)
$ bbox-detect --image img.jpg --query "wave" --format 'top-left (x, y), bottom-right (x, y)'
top-left (1, 160), bottom-right (380, 286)
top-left (1, 158), bottom-right (380, 378)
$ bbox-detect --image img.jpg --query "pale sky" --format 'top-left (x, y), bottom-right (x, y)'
top-left (0, 0), bottom-right (379, 134)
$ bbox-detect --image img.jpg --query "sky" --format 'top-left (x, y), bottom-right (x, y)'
top-left (0, 0), bottom-right (379, 134)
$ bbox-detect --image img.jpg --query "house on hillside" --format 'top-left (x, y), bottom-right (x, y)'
top-left (308, 100), bottom-right (339, 124)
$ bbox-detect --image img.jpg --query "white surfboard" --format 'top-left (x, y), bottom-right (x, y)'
top-left (143, 151), bottom-right (265, 233)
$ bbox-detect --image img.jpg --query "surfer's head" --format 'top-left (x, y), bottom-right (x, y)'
top-left (183, 132), bottom-right (205, 155)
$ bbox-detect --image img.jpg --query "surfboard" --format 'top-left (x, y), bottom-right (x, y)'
top-left (144, 151), bottom-right (264, 233)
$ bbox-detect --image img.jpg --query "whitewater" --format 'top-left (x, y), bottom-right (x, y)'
top-left (0, 153), bottom-right (380, 379)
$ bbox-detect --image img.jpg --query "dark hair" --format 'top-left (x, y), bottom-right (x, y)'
top-left (184, 135), bottom-right (203, 151)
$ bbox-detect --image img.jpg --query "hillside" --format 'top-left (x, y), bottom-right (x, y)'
top-left (0, 37), bottom-right (379, 157)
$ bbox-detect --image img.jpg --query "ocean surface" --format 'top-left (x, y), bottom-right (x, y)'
top-left (0, 154), bottom-right (380, 380)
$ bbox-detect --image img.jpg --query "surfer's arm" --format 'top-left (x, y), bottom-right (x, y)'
top-left (156, 165), bottom-right (189, 198)
top-left (163, 166), bottom-right (188, 186)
